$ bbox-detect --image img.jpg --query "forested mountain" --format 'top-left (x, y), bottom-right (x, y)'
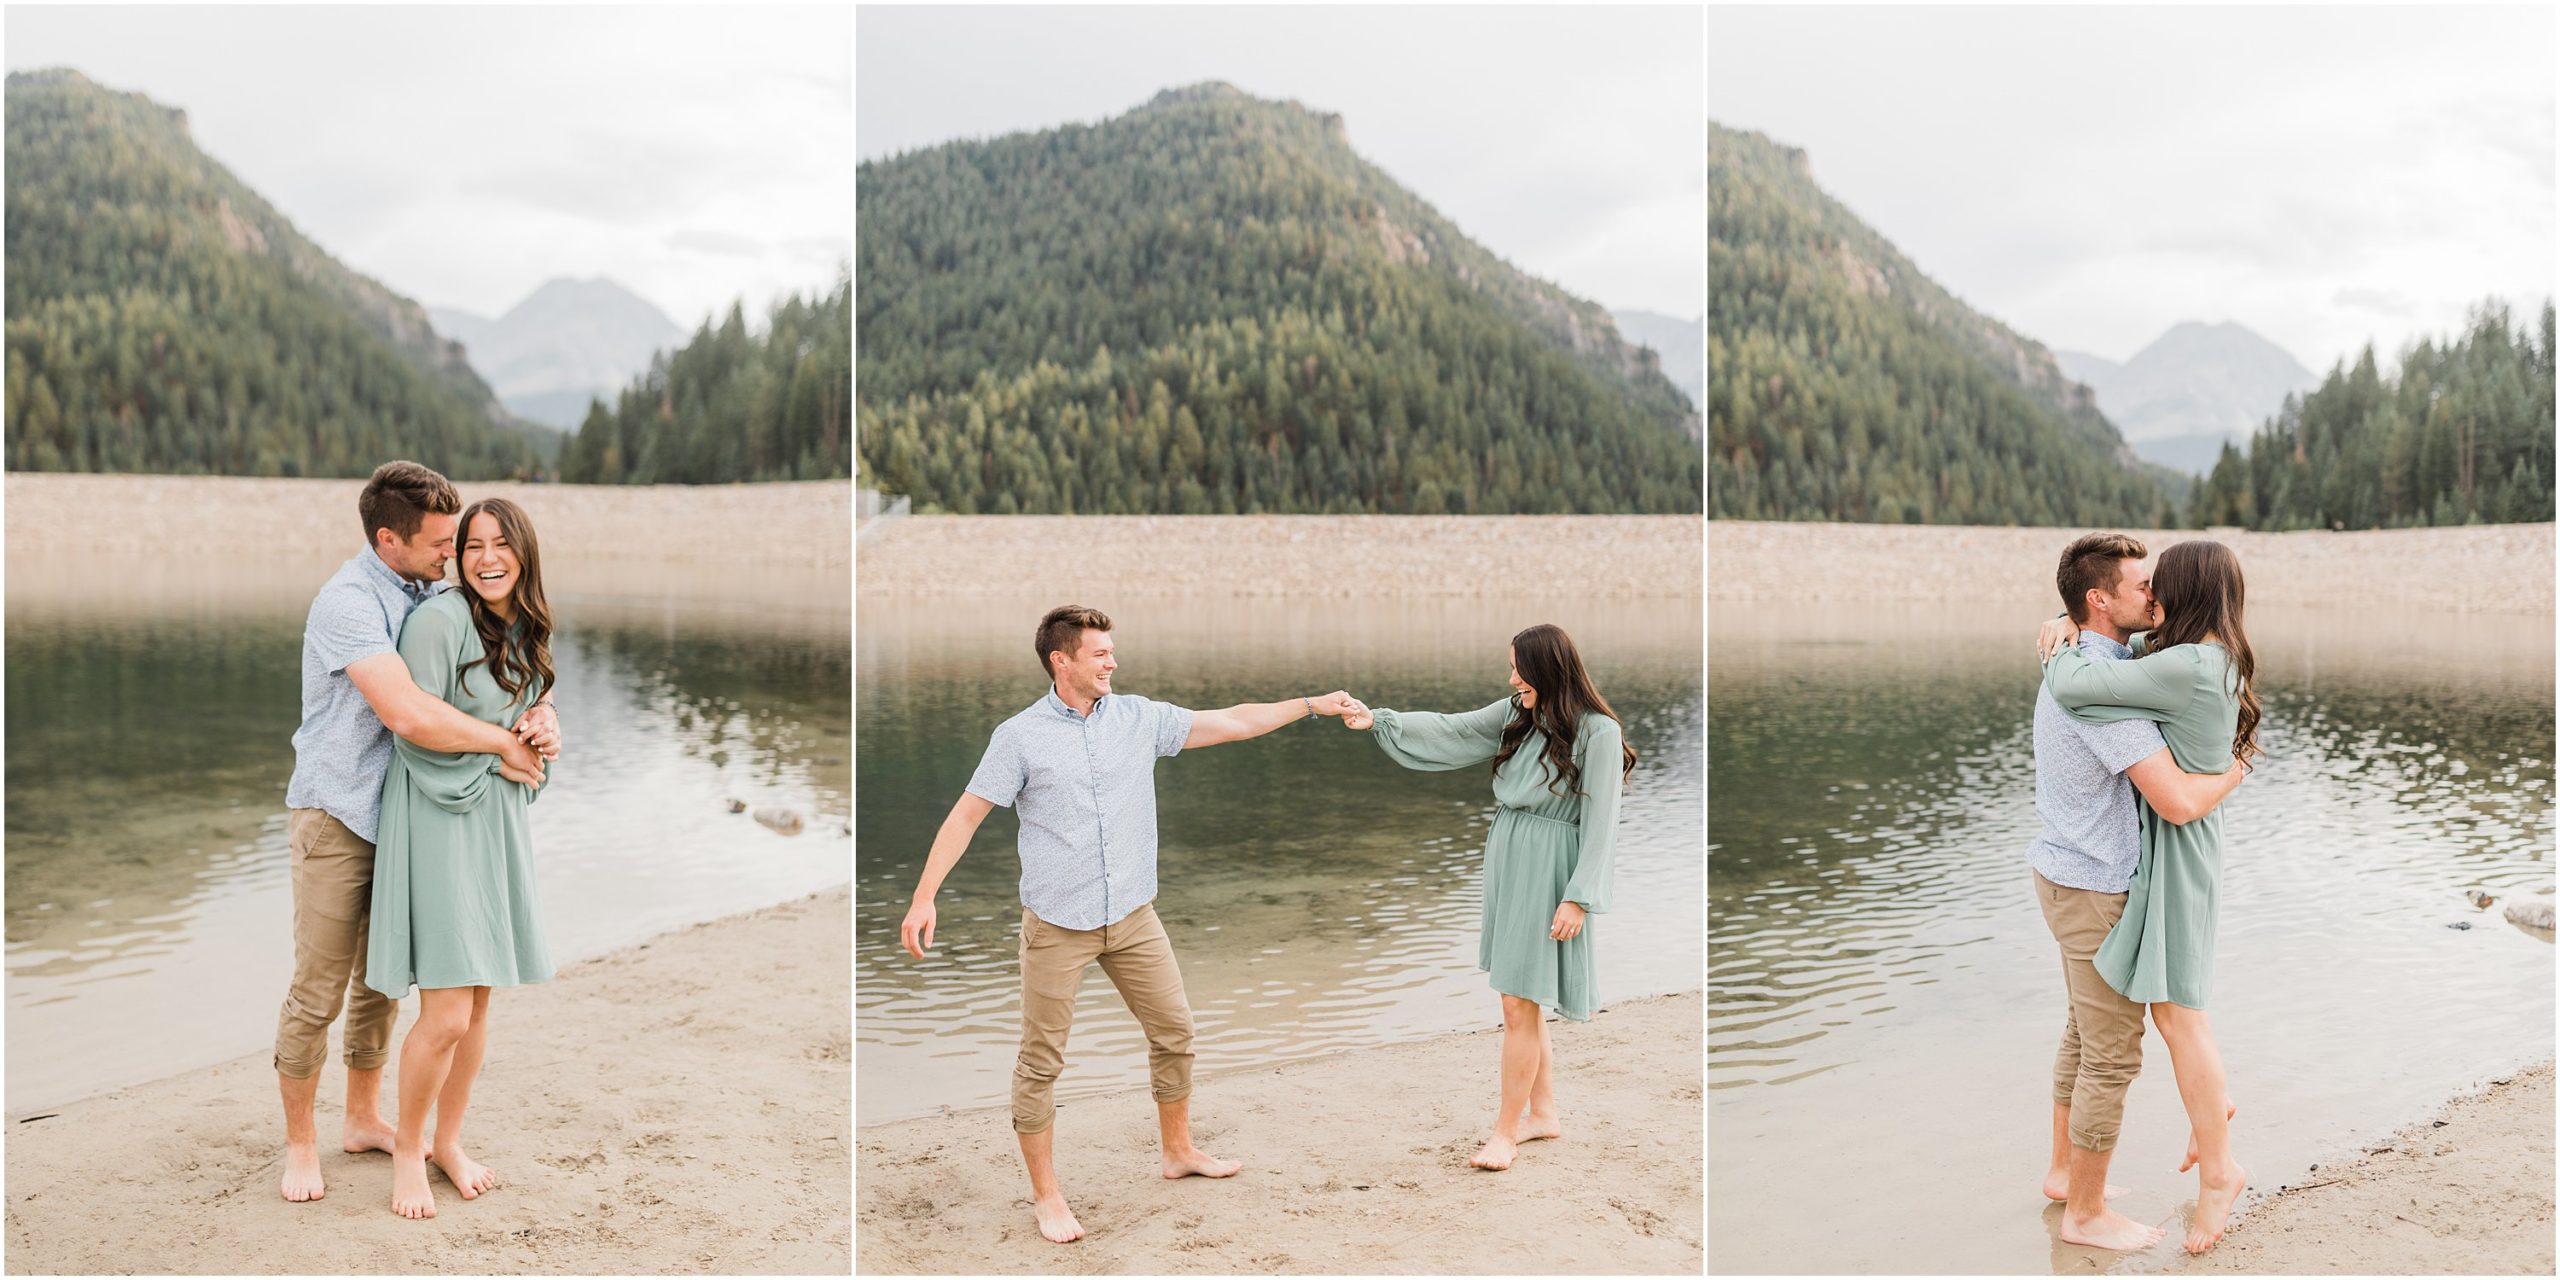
top-left (430, 277), bottom-right (684, 431)
top-left (3, 69), bottom-right (540, 478)
top-left (1612, 309), bottom-right (1702, 408)
top-left (2189, 300), bottom-right (2554, 529)
top-left (1707, 123), bottom-right (2169, 526)
top-left (554, 269), bottom-right (849, 484)
top-left (856, 82), bottom-right (1702, 515)
top-left (2056, 321), bottom-right (2320, 476)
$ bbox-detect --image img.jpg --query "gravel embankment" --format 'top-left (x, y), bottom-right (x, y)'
top-left (1707, 520), bottom-right (2553, 615)
top-left (856, 515), bottom-right (1703, 597)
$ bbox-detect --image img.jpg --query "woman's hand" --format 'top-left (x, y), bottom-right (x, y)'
top-left (514, 701), bottom-right (563, 760)
top-left (1342, 697), bottom-right (1372, 730)
top-left (1550, 900), bottom-right (1586, 941)
top-left (2036, 616), bottom-right (2079, 663)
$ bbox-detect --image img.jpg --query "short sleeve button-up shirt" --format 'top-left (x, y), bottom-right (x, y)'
top-left (966, 687), bottom-right (1195, 930)
top-left (2027, 630), bottom-right (2168, 893)
top-left (284, 547), bottom-right (447, 843)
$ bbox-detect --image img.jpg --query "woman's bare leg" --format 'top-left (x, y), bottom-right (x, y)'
top-left (1520, 1010), bottom-right (1560, 1141)
top-left (2150, 1002), bottom-right (2246, 1254)
top-left (429, 987), bottom-right (498, 1199)
top-left (390, 988), bottom-right (475, 1218)
top-left (1474, 995), bottom-right (1543, 1170)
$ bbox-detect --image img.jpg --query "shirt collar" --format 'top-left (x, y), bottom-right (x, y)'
top-left (363, 545), bottom-right (443, 602)
top-left (1042, 685), bottom-right (1105, 719)
top-left (2077, 630), bottom-right (2134, 660)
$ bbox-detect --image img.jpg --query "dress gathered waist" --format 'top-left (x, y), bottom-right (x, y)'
top-left (1496, 806), bottom-right (1577, 828)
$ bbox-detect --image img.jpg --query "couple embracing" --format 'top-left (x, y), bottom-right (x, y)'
top-left (2031, 532), bottom-right (2260, 1256)
top-left (275, 461), bottom-right (561, 1218)
top-left (898, 605), bottom-right (1633, 1243)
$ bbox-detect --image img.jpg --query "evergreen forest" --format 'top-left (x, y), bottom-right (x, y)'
top-left (1707, 124), bottom-right (2170, 526)
top-left (4, 69), bottom-right (541, 479)
top-left (856, 83), bottom-right (1702, 515)
top-left (2189, 300), bottom-right (2555, 530)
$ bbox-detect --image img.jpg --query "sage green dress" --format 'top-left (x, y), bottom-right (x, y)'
top-left (365, 590), bottom-right (554, 996)
top-left (1367, 698), bottom-right (1624, 1021)
top-left (2041, 638), bottom-right (2239, 1010)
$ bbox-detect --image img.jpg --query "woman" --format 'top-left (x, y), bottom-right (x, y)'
top-left (366, 497), bottom-right (558, 1219)
top-left (1344, 624), bottom-right (1632, 1172)
top-left (2038, 538), bottom-right (2259, 1254)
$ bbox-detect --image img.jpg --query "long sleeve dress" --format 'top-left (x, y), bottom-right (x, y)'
top-left (1367, 697), bottom-right (1624, 1021)
top-left (2041, 639), bottom-right (2239, 1010)
top-left (364, 590), bottom-right (555, 997)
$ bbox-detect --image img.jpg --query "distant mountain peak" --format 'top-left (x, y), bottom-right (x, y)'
top-left (2065, 319), bottom-right (2320, 474)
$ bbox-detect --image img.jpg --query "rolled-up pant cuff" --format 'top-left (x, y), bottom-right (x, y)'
top-left (2069, 1126), bottom-right (2118, 1153)
top-left (345, 1050), bottom-right (391, 1072)
top-left (273, 1052), bottom-right (324, 1080)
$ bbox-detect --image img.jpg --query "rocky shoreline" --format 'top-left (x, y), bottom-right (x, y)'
top-left (1709, 520), bottom-right (2553, 615)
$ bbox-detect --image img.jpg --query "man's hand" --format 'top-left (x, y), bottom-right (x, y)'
top-left (514, 701), bottom-right (562, 761)
top-left (1343, 697), bottom-right (1374, 730)
top-left (1307, 690), bottom-right (1361, 718)
top-left (2037, 616), bottom-right (2079, 662)
top-left (901, 898), bottom-right (937, 959)
top-left (1550, 901), bottom-right (1586, 941)
top-left (497, 735), bottom-right (546, 788)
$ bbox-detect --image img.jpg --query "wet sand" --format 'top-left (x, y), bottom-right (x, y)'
top-left (2164, 1062), bottom-right (2554, 1276)
top-left (854, 990), bottom-right (1701, 1275)
top-left (5, 888), bottom-right (850, 1275)
top-left (1708, 520), bottom-right (2553, 614)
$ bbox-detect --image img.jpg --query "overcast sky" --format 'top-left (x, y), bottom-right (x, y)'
top-left (4, 5), bottom-right (850, 330)
top-left (856, 5), bottom-right (1702, 319)
top-left (1710, 5), bottom-right (2555, 373)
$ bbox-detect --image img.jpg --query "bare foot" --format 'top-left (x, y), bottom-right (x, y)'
top-left (1517, 1111), bottom-right (1562, 1142)
top-left (280, 1142), bottom-right (325, 1202)
top-left (2180, 1100), bottom-right (2239, 1173)
top-left (1469, 1135), bottom-right (1520, 1171)
top-left (2059, 1206), bottom-right (2165, 1251)
top-left (1161, 1147), bottom-right (1242, 1179)
top-left (2041, 1172), bottom-right (2127, 1202)
top-left (342, 1118), bottom-right (395, 1155)
top-left (431, 1145), bottom-right (498, 1200)
top-left (1032, 1193), bottom-right (1084, 1243)
top-left (2185, 1163), bottom-right (2246, 1254)
top-left (389, 1151), bottom-right (437, 1219)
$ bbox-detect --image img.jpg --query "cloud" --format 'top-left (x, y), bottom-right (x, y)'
top-left (2333, 286), bottom-right (2417, 318)
top-left (669, 228), bottom-right (767, 258)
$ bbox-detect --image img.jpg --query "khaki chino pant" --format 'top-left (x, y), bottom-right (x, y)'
top-left (273, 808), bottom-right (400, 1078)
top-left (2035, 869), bottom-right (2146, 1152)
top-left (1011, 902), bottom-right (1196, 1134)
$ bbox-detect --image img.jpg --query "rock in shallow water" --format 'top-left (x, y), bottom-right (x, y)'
top-left (2503, 898), bottom-right (2555, 932)
top-left (753, 806), bottom-right (807, 836)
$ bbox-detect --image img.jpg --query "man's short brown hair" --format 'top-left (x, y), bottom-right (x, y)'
top-left (2057, 532), bottom-right (2148, 623)
top-left (358, 461), bottom-right (461, 547)
top-left (1034, 605), bottom-right (1112, 682)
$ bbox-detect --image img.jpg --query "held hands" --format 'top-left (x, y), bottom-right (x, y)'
top-left (900, 898), bottom-right (937, 960)
top-left (2036, 616), bottom-right (2079, 663)
top-left (495, 735), bottom-right (546, 788)
top-left (514, 701), bottom-right (563, 760)
top-left (1308, 690), bottom-right (1374, 730)
top-left (1550, 901), bottom-right (1586, 941)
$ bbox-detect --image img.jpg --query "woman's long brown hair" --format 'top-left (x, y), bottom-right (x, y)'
top-left (2147, 539), bottom-right (2261, 769)
top-left (1492, 623), bottom-right (1638, 797)
top-left (455, 498), bottom-right (555, 707)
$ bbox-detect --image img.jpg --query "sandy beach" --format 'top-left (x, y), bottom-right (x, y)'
top-left (854, 990), bottom-right (1701, 1275)
top-left (1708, 519), bottom-right (2554, 614)
top-left (5, 886), bottom-right (851, 1275)
top-left (2163, 1062), bottom-right (2555, 1276)
top-left (855, 514), bottom-right (1702, 597)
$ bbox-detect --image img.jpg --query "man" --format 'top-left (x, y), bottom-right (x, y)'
top-left (275, 461), bottom-right (562, 1203)
top-left (2028, 533), bottom-right (2246, 1251)
top-left (898, 604), bottom-right (1361, 1244)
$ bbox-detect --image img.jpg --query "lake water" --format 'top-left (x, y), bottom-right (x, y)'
top-left (853, 594), bottom-right (1702, 1126)
top-left (5, 554), bottom-right (852, 1115)
top-left (1707, 603), bottom-right (2555, 1275)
